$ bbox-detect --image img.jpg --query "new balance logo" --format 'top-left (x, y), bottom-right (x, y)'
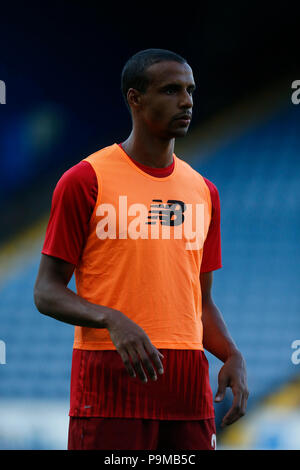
top-left (146, 199), bottom-right (186, 226)
top-left (95, 196), bottom-right (205, 250)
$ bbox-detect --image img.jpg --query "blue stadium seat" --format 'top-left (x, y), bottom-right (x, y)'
top-left (193, 104), bottom-right (300, 418)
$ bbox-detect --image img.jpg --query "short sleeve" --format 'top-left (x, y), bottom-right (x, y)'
top-left (42, 161), bottom-right (98, 266)
top-left (200, 177), bottom-right (222, 273)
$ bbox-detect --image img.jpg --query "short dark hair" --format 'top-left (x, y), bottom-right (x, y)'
top-left (121, 48), bottom-right (187, 111)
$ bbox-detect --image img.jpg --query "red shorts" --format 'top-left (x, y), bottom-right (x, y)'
top-left (68, 417), bottom-right (216, 450)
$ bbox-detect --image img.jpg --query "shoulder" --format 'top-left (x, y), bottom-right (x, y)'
top-left (53, 144), bottom-right (118, 199)
top-left (175, 156), bottom-right (206, 184)
top-left (55, 160), bottom-right (97, 193)
top-left (201, 177), bottom-right (220, 200)
top-left (51, 160), bottom-right (98, 212)
top-left (83, 143), bottom-right (120, 168)
top-left (176, 156), bottom-right (220, 199)
top-left (201, 177), bottom-right (221, 218)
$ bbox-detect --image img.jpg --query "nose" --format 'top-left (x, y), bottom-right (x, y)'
top-left (179, 90), bottom-right (193, 109)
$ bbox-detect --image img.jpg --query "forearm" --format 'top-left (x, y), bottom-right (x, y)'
top-left (34, 281), bottom-right (117, 329)
top-left (202, 297), bottom-right (240, 363)
top-left (34, 273), bottom-right (164, 383)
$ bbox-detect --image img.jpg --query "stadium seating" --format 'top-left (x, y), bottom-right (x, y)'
top-left (192, 104), bottom-right (300, 422)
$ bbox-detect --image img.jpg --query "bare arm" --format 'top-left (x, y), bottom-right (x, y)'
top-left (34, 254), bottom-right (164, 382)
top-left (201, 271), bottom-right (249, 427)
top-left (201, 271), bottom-right (239, 362)
top-left (34, 254), bottom-right (112, 328)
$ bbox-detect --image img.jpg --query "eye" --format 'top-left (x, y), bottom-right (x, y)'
top-left (165, 86), bottom-right (177, 95)
top-left (187, 87), bottom-right (195, 95)
top-left (161, 85), bottom-right (180, 95)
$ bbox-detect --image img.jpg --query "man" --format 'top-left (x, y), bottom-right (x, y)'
top-left (34, 49), bottom-right (249, 450)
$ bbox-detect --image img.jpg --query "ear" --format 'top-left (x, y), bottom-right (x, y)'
top-left (127, 88), bottom-right (143, 110)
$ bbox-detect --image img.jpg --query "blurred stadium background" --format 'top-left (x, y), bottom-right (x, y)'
top-left (0, 1), bottom-right (300, 450)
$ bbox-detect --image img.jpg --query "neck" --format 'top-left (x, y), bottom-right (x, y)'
top-left (121, 125), bottom-right (175, 168)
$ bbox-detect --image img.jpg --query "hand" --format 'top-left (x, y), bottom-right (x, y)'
top-left (106, 310), bottom-right (164, 383)
top-left (214, 351), bottom-right (249, 427)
